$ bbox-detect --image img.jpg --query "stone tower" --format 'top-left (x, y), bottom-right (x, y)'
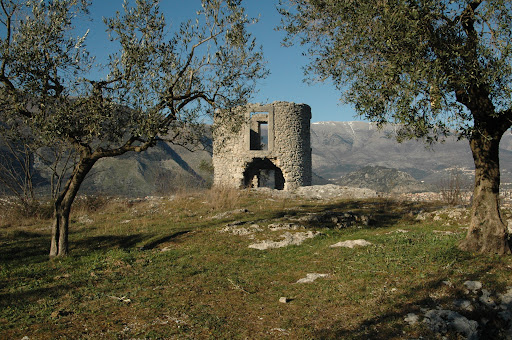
top-left (213, 101), bottom-right (312, 190)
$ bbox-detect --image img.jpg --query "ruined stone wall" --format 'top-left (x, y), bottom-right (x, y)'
top-left (213, 101), bottom-right (311, 190)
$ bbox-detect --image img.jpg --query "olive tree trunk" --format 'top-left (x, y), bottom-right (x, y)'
top-left (459, 124), bottom-right (511, 254)
top-left (49, 158), bottom-right (96, 257)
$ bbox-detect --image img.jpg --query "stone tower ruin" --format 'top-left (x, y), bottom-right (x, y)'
top-left (213, 101), bottom-right (312, 190)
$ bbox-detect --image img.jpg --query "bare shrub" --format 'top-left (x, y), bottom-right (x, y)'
top-left (0, 136), bottom-right (36, 204)
top-left (154, 168), bottom-right (208, 196)
top-left (73, 195), bottom-right (111, 214)
top-left (438, 169), bottom-right (473, 206)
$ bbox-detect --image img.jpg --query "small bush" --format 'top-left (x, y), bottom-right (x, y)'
top-left (74, 195), bottom-right (111, 214)
top-left (438, 169), bottom-right (473, 206)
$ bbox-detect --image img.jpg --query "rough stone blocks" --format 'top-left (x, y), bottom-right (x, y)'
top-left (213, 101), bottom-right (312, 190)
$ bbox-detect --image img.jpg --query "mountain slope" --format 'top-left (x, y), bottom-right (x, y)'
top-left (311, 121), bottom-right (512, 186)
top-left (4, 121), bottom-right (512, 196)
top-left (337, 165), bottom-right (432, 193)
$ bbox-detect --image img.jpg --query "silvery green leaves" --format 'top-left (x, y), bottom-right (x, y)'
top-left (279, 0), bottom-right (512, 139)
top-left (0, 0), bottom-right (266, 257)
top-left (280, 0), bottom-right (512, 254)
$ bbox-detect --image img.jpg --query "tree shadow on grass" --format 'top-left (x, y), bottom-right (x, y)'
top-left (139, 230), bottom-right (191, 250)
top-left (70, 230), bottom-right (192, 252)
top-left (310, 258), bottom-right (509, 339)
top-left (271, 198), bottom-right (441, 230)
top-left (71, 234), bottom-right (147, 251)
top-left (0, 230), bottom-right (50, 266)
top-left (0, 283), bottom-right (77, 310)
top-left (0, 228), bottom-right (193, 268)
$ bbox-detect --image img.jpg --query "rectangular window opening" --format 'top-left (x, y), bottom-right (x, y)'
top-left (259, 122), bottom-right (268, 151)
top-left (249, 111), bottom-right (270, 151)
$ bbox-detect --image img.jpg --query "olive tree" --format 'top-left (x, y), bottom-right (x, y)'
top-left (0, 0), bottom-right (266, 257)
top-left (280, 0), bottom-right (512, 254)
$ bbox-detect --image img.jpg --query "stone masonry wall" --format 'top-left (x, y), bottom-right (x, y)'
top-left (213, 101), bottom-right (311, 190)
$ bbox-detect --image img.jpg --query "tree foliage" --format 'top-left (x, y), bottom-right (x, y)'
top-left (280, 0), bottom-right (512, 254)
top-left (280, 0), bottom-right (512, 138)
top-left (0, 0), bottom-right (267, 256)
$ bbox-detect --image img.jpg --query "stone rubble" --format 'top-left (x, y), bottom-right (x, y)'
top-left (423, 309), bottom-right (479, 340)
top-left (404, 313), bottom-right (420, 325)
top-left (386, 229), bottom-right (409, 234)
top-left (416, 207), bottom-right (469, 222)
top-left (453, 299), bottom-right (474, 312)
top-left (294, 184), bottom-right (378, 200)
top-left (464, 280), bottom-right (483, 293)
top-left (404, 281), bottom-right (512, 339)
top-left (294, 210), bottom-right (371, 229)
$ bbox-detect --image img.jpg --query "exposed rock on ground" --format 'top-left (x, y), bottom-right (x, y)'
top-left (294, 184), bottom-right (378, 200)
top-left (220, 224), bottom-right (263, 236)
top-left (219, 221), bottom-right (321, 249)
top-left (248, 231), bottom-right (320, 250)
top-left (268, 223), bottom-right (305, 231)
top-left (295, 273), bottom-right (329, 284)
top-left (330, 239), bottom-right (373, 248)
top-left (404, 281), bottom-right (512, 339)
top-left (212, 208), bottom-right (250, 220)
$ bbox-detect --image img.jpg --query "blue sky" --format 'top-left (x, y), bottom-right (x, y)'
top-left (83, 0), bottom-right (358, 122)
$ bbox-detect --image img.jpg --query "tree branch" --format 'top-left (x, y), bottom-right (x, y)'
top-left (0, 0), bottom-right (14, 77)
top-left (168, 30), bottom-right (224, 94)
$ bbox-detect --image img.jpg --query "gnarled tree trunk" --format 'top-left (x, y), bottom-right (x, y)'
top-left (459, 123), bottom-right (511, 254)
top-left (48, 138), bottom-right (154, 258)
top-left (49, 157), bottom-right (96, 257)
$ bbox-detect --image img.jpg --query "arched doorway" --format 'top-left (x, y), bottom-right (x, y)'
top-left (243, 158), bottom-right (285, 190)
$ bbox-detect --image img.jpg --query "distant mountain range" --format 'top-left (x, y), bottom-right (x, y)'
top-left (3, 121), bottom-right (512, 196)
top-left (311, 121), bottom-right (512, 187)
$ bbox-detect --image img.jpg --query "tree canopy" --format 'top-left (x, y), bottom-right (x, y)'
top-left (0, 0), bottom-right (267, 256)
top-left (280, 0), bottom-right (512, 137)
top-left (280, 0), bottom-right (512, 254)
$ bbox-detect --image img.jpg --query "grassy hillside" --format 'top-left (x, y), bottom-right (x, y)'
top-left (1, 190), bottom-right (512, 339)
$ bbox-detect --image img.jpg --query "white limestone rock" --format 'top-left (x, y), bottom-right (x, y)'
top-left (295, 273), bottom-right (329, 284)
top-left (248, 231), bottom-right (320, 250)
top-left (330, 239), bottom-right (372, 248)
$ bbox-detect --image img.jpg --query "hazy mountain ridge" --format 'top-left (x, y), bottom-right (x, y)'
top-left (3, 121), bottom-right (512, 196)
top-left (311, 121), bottom-right (512, 186)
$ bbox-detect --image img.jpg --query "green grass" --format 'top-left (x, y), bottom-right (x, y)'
top-left (1, 190), bottom-right (511, 339)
